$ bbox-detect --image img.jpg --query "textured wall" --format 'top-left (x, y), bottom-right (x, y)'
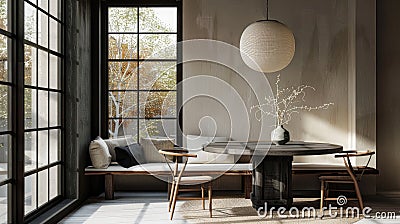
top-left (270, 0), bottom-right (351, 164)
top-left (183, 0), bottom-right (376, 166)
top-left (377, 0), bottom-right (400, 193)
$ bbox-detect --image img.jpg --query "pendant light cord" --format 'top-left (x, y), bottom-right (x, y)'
top-left (266, 0), bottom-right (269, 20)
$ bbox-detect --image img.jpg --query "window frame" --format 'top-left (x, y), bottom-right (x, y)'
top-left (5, 0), bottom-right (65, 222)
top-left (0, 0), bottom-right (15, 222)
top-left (22, 0), bottom-right (65, 219)
top-left (100, 0), bottom-right (182, 145)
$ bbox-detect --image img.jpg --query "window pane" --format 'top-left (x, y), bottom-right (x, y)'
top-left (49, 18), bottom-right (60, 52)
top-left (49, 130), bottom-right (60, 163)
top-left (25, 174), bottom-right (37, 215)
top-left (139, 7), bottom-right (177, 32)
top-left (0, 135), bottom-right (10, 182)
top-left (49, 54), bottom-right (60, 89)
top-left (49, 0), bottom-right (60, 19)
top-left (25, 132), bottom-right (37, 172)
top-left (49, 92), bottom-right (60, 127)
top-left (25, 88), bottom-right (37, 129)
top-left (0, 0), bottom-right (8, 31)
top-left (0, 184), bottom-right (8, 223)
top-left (108, 61), bottom-right (138, 90)
top-left (49, 165), bottom-right (60, 200)
top-left (38, 130), bottom-right (48, 167)
top-left (37, 90), bottom-right (48, 128)
top-left (139, 34), bottom-right (176, 59)
top-left (108, 7), bottom-right (137, 32)
top-left (0, 85), bottom-right (9, 132)
top-left (38, 49), bottom-right (48, 88)
top-left (109, 91), bottom-right (137, 118)
top-left (139, 119), bottom-right (176, 140)
top-left (0, 35), bottom-right (9, 82)
top-left (38, 0), bottom-right (48, 12)
top-left (25, 44), bottom-right (37, 86)
top-left (38, 170), bottom-right (48, 207)
top-left (139, 62), bottom-right (176, 90)
top-left (109, 119), bottom-right (137, 140)
top-left (38, 11), bottom-right (48, 47)
top-left (25, 3), bottom-right (37, 43)
top-left (108, 34), bottom-right (137, 59)
top-left (139, 91), bottom-right (176, 118)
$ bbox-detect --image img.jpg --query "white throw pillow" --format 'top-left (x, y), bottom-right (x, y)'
top-left (89, 136), bottom-right (112, 168)
top-left (140, 137), bottom-right (174, 163)
top-left (104, 136), bottom-right (134, 161)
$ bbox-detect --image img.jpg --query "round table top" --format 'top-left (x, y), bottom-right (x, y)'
top-left (203, 141), bottom-right (343, 156)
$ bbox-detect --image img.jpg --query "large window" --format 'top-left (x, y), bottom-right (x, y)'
top-left (0, 0), bottom-right (63, 222)
top-left (105, 2), bottom-right (181, 143)
top-left (23, 0), bottom-right (63, 216)
top-left (0, 0), bottom-right (12, 222)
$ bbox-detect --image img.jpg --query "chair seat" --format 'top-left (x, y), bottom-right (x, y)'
top-left (319, 175), bottom-right (353, 181)
top-left (175, 176), bottom-right (213, 184)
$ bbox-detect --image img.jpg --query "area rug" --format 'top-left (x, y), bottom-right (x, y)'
top-left (181, 197), bottom-right (361, 224)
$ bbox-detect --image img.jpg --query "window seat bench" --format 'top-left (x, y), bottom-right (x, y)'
top-left (85, 162), bottom-right (378, 200)
top-left (85, 163), bottom-right (253, 200)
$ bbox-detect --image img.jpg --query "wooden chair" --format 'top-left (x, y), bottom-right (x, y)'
top-left (159, 149), bottom-right (213, 220)
top-left (319, 150), bottom-right (375, 212)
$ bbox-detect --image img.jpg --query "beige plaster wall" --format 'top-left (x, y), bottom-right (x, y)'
top-left (182, 0), bottom-right (376, 167)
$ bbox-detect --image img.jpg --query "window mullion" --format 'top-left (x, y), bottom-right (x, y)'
top-left (13, 0), bottom-right (27, 223)
top-left (136, 6), bottom-right (140, 142)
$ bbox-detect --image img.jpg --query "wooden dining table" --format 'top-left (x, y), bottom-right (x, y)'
top-left (204, 141), bottom-right (343, 209)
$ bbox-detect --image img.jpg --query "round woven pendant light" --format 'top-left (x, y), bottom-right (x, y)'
top-left (240, 20), bottom-right (295, 73)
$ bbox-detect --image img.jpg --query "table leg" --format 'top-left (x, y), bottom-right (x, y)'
top-left (251, 156), bottom-right (293, 209)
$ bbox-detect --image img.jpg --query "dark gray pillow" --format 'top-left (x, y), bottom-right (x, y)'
top-left (115, 144), bottom-right (145, 168)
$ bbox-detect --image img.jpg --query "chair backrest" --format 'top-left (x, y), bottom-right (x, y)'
top-left (159, 149), bottom-right (197, 181)
top-left (335, 150), bottom-right (375, 182)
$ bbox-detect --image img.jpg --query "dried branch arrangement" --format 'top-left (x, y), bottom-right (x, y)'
top-left (251, 75), bottom-right (334, 127)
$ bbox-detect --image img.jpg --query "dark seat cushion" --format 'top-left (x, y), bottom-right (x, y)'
top-left (115, 144), bottom-right (145, 168)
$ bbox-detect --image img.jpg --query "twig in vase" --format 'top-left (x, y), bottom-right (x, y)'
top-left (250, 75), bottom-right (334, 127)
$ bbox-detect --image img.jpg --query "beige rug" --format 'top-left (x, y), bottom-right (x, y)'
top-left (181, 197), bottom-right (360, 224)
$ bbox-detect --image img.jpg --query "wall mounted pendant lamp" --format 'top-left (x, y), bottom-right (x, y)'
top-left (240, 0), bottom-right (295, 73)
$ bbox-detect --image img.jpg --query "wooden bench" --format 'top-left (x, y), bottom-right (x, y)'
top-left (85, 163), bottom-right (253, 200)
top-left (85, 162), bottom-right (378, 200)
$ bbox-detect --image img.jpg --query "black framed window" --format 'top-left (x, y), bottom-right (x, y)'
top-left (23, 0), bottom-right (63, 217)
top-left (0, 0), bottom-right (12, 222)
top-left (104, 1), bottom-right (182, 144)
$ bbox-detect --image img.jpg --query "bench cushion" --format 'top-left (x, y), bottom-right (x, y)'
top-left (85, 163), bottom-right (346, 173)
top-left (292, 162), bottom-right (345, 170)
top-left (85, 163), bottom-right (252, 173)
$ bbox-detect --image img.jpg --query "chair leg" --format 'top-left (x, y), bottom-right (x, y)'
top-left (201, 184), bottom-right (205, 210)
top-left (168, 180), bottom-right (175, 212)
top-left (208, 184), bottom-right (212, 218)
top-left (170, 180), bottom-right (180, 220)
top-left (353, 182), bottom-right (364, 210)
top-left (320, 180), bottom-right (325, 214)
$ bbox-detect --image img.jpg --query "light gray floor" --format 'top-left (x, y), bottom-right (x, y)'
top-left (60, 192), bottom-right (400, 224)
top-left (60, 192), bottom-right (187, 224)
